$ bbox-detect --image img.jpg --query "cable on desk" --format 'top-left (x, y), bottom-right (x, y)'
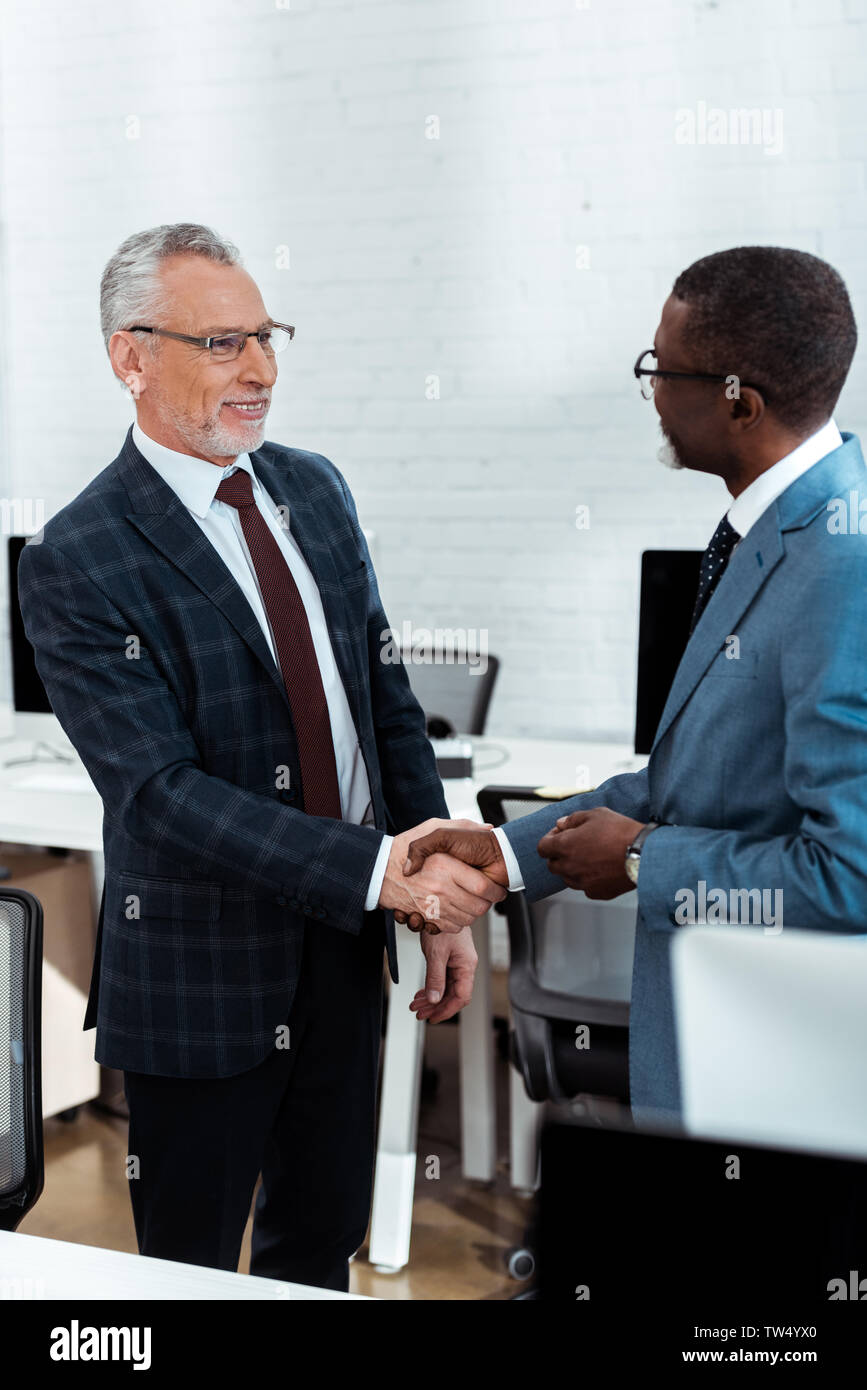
top-left (470, 743), bottom-right (511, 773)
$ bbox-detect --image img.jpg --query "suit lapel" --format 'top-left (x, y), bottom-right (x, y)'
top-left (115, 428), bottom-right (363, 736)
top-left (118, 429), bottom-right (292, 717)
top-left (117, 428), bottom-right (366, 745)
top-left (651, 434), bottom-right (866, 755)
top-left (651, 511), bottom-right (784, 751)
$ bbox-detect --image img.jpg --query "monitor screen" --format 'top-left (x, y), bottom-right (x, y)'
top-left (634, 549), bottom-right (702, 755)
top-left (539, 1113), bottom-right (867, 1313)
top-left (8, 536), bottom-right (53, 714)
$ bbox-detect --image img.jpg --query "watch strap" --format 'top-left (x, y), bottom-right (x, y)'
top-left (627, 820), bottom-right (663, 857)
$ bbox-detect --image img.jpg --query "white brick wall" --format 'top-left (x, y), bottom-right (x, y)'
top-left (1, 0), bottom-right (865, 738)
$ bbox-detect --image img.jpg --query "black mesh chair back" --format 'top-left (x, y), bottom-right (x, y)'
top-left (400, 648), bottom-right (499, 735)
top-left (477, 786), bottom-right (633, 1106)
top-left (0, 889), bottom-right (43, 1231)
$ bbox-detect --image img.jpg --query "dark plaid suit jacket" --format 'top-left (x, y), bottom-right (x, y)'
top-left (17, 426), bottom-right (448, 1077)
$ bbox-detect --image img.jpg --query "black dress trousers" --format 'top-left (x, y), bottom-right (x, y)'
top-left (122, 909), bottom-right (386, 1292)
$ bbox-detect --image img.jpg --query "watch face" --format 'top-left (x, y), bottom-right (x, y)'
top-left (625, 854), bottom-right (639, 885)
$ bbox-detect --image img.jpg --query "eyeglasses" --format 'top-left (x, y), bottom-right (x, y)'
top-left (633, 348), bottom-right (763, 401)
top-left (128, 322), bottom-right (295, 361)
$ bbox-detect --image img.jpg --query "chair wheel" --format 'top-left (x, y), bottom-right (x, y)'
top-left (506, 1246), bottom-right (535, 1281)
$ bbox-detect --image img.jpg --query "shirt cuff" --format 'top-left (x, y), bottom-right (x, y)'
top-left (494, 826), bottom-right (525, 891)
top-left (364, 834), bottom-right (393, 912)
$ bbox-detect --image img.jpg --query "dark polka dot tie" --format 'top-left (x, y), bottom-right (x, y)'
top-left (689, 514), bottom-right (741, 635)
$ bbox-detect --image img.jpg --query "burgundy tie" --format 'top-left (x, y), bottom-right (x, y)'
top-left (215, 469), bottom-right (342, 819)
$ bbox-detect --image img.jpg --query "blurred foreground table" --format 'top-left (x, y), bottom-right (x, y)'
top-left (0, 1230), bottom-right (372, 1300)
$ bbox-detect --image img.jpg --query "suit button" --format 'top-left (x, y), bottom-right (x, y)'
top-left (275, 895), bottom-right (287, 907)
top-left (315, 908), bottom-right (327, 920)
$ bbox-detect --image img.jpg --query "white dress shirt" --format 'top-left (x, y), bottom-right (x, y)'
top-left (726, 417), bottom-right (842, 539)
top-left (494, 417), bottom-right (844, 892)
top-left (132, 422), bottom-right (391, 910)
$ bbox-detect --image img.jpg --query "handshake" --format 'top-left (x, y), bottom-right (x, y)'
top-left (377, 818), bottom-right (509, 933)
top-left (374, 810), bottom-right (645, 1026)
top-left (377, 805), bottom-right (649, 932)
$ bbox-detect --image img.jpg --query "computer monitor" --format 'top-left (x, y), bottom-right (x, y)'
top-left (8, 536), bottom-right (52, 715)
top-left (539, 1111), bottom-right (867, 1320)
top-left (634, 548), bottom-right (701, 754)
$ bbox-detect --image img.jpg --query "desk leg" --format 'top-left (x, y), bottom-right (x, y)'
top-left (88, 849), bottom-right (104, 918)
top-left (458, 910), bottom-right (497, 1183)
top-left (368, 924), bottom-right (427, 1272)
top-left (509, 1054), bottom-right (543, 1194)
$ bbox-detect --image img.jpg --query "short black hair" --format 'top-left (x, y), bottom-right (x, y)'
top-left (671, 246), bottom-right (857, 433)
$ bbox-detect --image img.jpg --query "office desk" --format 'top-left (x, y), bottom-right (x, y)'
top-left (368, 735), bottom-right (646, 1271)
top-left (0, 739), bottom-right (105, 1119)
top-left (0, 733), bottom-right (103, 852)
top-left (0, 1231), bottom-right (371, 1299)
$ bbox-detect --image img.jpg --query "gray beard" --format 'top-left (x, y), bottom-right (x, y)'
top-left (160, 399), bottom-right (269, 458)
top-left (657, 430), bottom-right (685, 471)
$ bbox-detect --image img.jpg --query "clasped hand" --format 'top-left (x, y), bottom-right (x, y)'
top-left (378, 818), bottom-right (507, 934)
top-left (376, 818), bottom-right (509, 1026)
top-left (380, 806), bottom-right (645, 934)
top-left (536, 807), bottom-right (645, 897)
top-left (380, 808), bottom-right (642, 1026)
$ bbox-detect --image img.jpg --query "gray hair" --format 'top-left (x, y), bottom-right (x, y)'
top-left (99, 223), bottom-right (241, 355)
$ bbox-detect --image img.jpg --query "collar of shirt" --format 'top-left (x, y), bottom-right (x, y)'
top-left (132, 421), bottom-right (260, 518)
top-left (726, 417), bottom-right (843, 540)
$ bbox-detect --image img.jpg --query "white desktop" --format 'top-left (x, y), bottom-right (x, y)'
top-left (0, 708), bottom-right (94, 795)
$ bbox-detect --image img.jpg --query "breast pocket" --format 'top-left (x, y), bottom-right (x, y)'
top-left (337, 559), bottom-right (370, 627)
top-left (703, 647), bottom-right (760, 680)
top-left (339, 559), bottom-right (368, 590)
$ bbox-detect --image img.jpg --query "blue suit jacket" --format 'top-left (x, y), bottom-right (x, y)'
top-left (504, 433), bottom-right (867, 1120)
top-left (17, 427), bottom-right (448, 1077)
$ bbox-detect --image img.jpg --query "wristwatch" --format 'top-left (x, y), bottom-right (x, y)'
top-left (625, 821), bottom-right (663, 886)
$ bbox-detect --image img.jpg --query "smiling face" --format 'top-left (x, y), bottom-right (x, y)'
top-left (109, 254), bottom-right (279, 465)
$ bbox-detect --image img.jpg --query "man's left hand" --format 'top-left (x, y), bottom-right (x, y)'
top-left (537, 807), bottom-right (645, 898)
top-left (409, 926), bottom-right (478, 1023)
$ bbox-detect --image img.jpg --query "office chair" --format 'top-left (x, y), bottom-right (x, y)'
top-left (400, 647), bottom-right (500, 735)
top-left (476, 786), bottom-right (633, 1105)
top-left (476, 786), bottom-right (634, 1294)
top-left (0, 888), bottom-right (44, 1231)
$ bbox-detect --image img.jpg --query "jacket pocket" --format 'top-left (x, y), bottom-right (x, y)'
top-left (339, 558), bottom-right (368, 588)
top-left (117, 871), bottom-right (222, 922)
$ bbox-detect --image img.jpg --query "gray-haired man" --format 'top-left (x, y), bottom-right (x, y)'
top-left (18, 224), bottom-right (504, 1287)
